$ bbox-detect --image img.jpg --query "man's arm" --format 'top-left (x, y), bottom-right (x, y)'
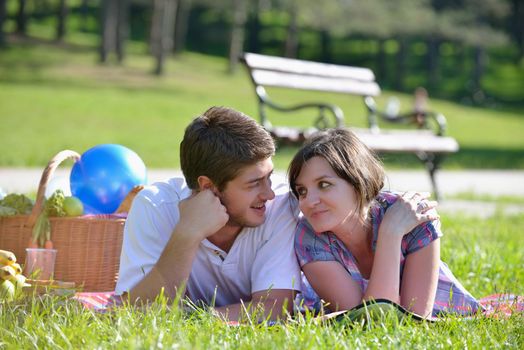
top-left (124, 189), bottom-right (229, 303)
top-left (125, 228), bottom-right (201, 302)
top-left (213, 289), bottom-right (297, 322)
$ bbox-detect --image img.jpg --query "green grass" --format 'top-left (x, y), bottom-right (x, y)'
top-left (449, 191), bottom-right (524, 205)
top-left (0, 36), bottom-right (524, 171)
top-left (1, 213), bottom-right (523, 349)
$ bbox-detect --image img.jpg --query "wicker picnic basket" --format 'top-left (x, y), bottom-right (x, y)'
top-left (0, 150), bottom-right (126, 291)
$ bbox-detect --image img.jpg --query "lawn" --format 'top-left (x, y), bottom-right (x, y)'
top-left (1, 212), bottom-right (523, 349)
top-left (1, 37), bottom-right (523, 171)
top-left (1, 33), bottom-right (523, 350)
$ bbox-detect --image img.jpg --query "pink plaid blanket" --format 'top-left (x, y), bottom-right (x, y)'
top-left (74, 292), bottom-right (523, 318)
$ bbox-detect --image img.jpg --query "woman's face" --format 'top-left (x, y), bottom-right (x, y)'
top-left (294, 156), bottom-right (360, 234)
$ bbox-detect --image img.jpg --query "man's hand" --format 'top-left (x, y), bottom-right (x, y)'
top-left (127, 190), bottom-right (228, 303)
top-left (176, 189), bottom-right (229, 242)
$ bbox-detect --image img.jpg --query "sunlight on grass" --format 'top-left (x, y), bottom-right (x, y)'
top-left (1, 214), bottom-right (523, 348)
top-left (1, 39), bottom-right (523, 170)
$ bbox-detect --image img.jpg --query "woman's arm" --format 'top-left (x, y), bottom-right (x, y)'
top-left (302, 261), bottom-right (363, 311)
top-left (400, 239), bottom-right (440, 317)
top-left (364, 192), bottom-right (439, 306)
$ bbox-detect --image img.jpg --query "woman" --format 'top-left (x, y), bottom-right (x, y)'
top-left (289, 128), bottom-right (480, 318)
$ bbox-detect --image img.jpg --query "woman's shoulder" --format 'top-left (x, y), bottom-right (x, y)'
top-left (295, 217), bottom-right (331, 244)
top-left (375, 191), bottom-right (401, 208)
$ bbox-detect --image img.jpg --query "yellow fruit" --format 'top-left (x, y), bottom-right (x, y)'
top-left (0, 280), bottom-right (15, 301)
top-left (10, 262), bottom-right (22, 275)
top-left (14, 274), bottom-right (30, 288)
top-left (0, 249), bottom-right (16, 265)
top-left (0, 265), bottom-right (16, 281)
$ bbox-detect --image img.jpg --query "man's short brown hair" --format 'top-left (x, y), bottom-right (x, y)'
top-left (180, 106), bottom-right (275, 191)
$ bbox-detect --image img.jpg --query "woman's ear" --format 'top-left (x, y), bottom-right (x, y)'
top-left (197, 176), bottom-right (217, 193)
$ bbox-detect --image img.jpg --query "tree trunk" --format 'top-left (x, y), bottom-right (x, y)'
top-left (151, 0), bottom-right (178, 75)
top-left (174, 0), bottom-right (191, 54)
top-left (247, 0), bottom-right (262, 54)
top-left (426, 36), bottom-right (440, 92)
top-left (511, 0), bottom-right (524, 62)
top-left (320, 30), bottom-right (331, 63)
top-left (56, 0), bottom-right (68, 41)
top-left (376, 38), bottom-right (386, 82)
top-left (80, 0), bottom-right (90, 32)
top-left (284, 2), bottom-right (298, 58)
top-left (228, 0), bottom-right (247, 74)
top-left (116, 0), bottom-right (129, 63)
top-left (100, 0), bottom-right (129, 63)
top-left (16, 0), bottom-right (28, 35)
top-left (395, 37), bottom-right (407, 91)
top-left (100, 0), bottom-right (117, 63)
top-left (0, 0), bottom-right (6, 47)
top-left (472, 45), bottom-right (486, 97)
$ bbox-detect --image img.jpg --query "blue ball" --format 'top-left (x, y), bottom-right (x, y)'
top-left (70, 144), bottom-right (147, 214)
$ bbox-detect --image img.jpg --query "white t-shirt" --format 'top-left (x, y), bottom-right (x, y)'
top-left (115, 176), bottom-right (301, 306)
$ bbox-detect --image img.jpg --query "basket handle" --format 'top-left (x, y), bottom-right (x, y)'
top-left (27, 150), bottom-right (81, 228)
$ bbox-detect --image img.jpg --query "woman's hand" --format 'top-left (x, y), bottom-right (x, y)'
top-left (364, 192), bottom-right (438, 305)
top-left (379, 192), bottom-right (439, 239)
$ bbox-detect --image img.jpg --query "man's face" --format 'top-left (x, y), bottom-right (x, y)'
top-left (217, 157), bottom-right (275, 229)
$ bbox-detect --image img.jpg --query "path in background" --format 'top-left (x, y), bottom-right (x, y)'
top-left (1, 168), bottom-right (523, 218)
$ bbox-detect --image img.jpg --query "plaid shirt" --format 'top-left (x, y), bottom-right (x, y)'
top-left (295, 191), bottom-right (481, 316)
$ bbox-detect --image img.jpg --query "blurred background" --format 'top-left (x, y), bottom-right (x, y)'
top-left (0, 0), bottom-right (523, 173)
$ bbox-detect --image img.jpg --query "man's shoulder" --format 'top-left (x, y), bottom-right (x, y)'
top-left (268, 189), bottom-right (298, 217)
top-left (138, 176), bottom-right (191, 205)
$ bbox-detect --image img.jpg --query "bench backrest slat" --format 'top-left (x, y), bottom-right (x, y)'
top-left (243, 52), bottom-right (381, 97)
top-left (244, 53), bottom-right (376, 81)
top-left (251, 70), bottom-right (381, 96)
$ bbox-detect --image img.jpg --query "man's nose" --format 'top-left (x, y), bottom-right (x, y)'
top-left (261, 179), bottom-right (275, 201)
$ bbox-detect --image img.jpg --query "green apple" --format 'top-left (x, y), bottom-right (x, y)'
top-left (63, 196), bottom-right (84, 216)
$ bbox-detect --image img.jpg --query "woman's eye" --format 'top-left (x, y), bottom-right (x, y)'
top-left (319, 181), bottom-right (331, 189)
top-left (296, 187), bottom-right (307, 197)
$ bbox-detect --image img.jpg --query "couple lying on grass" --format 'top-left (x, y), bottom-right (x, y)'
top-left (115, 106), bottom-right (482, 322)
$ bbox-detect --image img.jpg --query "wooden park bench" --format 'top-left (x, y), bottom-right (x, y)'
top-left (241, 52), bottom-right (459, 199)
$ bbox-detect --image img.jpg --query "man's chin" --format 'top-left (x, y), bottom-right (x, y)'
top-left (226, 215), bottom-right (265, 229)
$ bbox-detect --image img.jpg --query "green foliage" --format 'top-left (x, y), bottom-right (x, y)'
top-left (45, 190), bottom-right (66, 218)
top-left (0, 194), bottom-right (34, 216)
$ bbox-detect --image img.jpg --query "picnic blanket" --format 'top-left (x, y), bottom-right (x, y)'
top-left (73, 292), bottom-right (523, 319)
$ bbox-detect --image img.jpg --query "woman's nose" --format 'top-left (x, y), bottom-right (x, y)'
top-left (302, 190), bottom-right (320, 208)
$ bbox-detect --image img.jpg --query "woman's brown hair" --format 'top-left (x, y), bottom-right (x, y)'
top-left (288, 128), bottom-right (385, 216)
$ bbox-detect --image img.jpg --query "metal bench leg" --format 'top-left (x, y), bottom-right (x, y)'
top-left (428, 164), bottom-right (440, 201)
top-left (417, 152), bottom-right (442, 201)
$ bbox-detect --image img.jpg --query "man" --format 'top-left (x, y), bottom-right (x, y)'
top-left (115, 106), bottom-right (301, 321)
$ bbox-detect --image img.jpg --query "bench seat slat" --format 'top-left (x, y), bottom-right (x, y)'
top-left (352, 128), bottom-right (459, 153)
top-left (244, 52), bottom-right (376, 82)
top-left (252, 70), bottom-right (381, 97)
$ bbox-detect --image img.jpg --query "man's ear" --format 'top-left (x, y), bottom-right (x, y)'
top-left (197, 176), bottom-right (217, 193)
